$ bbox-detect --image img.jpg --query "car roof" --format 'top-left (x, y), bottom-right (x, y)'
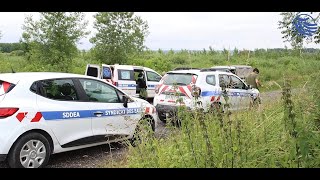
top-left (0, 72), bottom-right (100, 84)
top-left (166, 69), bottom-right (235, 76)
top-left (167, 69), bottom-right (201, 74)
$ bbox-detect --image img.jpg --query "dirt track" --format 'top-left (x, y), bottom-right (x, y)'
top-left (0, 89), bottom-right (296, 168)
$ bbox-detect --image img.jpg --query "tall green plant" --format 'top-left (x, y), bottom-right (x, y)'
top-left (90, 12), bottom-right (149, 65)
top-left (22, 12), bottom-right (89, 72)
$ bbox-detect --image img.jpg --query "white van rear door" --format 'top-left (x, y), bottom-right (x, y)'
top-left (116, 68), bottom-right (136, 96)
top-left (85, 64), bottom-right (101, 78)
top-left (145, 70), bottom-right (162, 98)
top-left (101, 65), bottom-right (113, 85)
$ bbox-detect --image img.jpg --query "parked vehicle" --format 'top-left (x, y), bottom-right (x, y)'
top-left (211, 65), bottom-right (253, 81)
top-left (0, 72), bottom-right (158, 168)
top-left (85, 64), bottom-right (162, 99)
top-left (153, 68), bottom-right (259, 122)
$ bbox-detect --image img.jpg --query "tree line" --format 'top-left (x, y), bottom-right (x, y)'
top-left (0, 12), bottom-right (319, 72)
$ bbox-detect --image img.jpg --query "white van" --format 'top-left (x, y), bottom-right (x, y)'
top-left (85, 64), bottom-right (162, 99)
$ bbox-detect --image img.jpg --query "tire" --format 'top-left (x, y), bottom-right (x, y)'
top-left (158, 115), bottom-right (166, 123)
top-left (130, 118), bottom-right (155, 147)
top-left (8, 132), bottom-right (51, 168)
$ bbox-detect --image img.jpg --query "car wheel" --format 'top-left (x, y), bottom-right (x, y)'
top-left (8, 132), bottom-right (51, 168)
top-left (158, 115), bottom-right (166, 123)
top-left (130, 118), bottom-right (155, 147)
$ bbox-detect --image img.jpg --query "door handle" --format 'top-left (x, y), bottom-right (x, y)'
top-left (93, 111), bottom-right (104, 117)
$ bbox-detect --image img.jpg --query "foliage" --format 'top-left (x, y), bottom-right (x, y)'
top-left (90, 12), bottom-right (149, 65)
top-left (278, 12), bottom-right (320, 51)
top-left (125, 81), bottom-right (320, 167)
top-left (0, 43), bottom-right (24, 53)
top-left (22, 12), bottom-right (89, 72)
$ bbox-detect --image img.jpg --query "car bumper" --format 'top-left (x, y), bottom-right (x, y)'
top-left (0, 154), bottom-right (7, 161)
top-left (156, 104), bottom-right (191, 120)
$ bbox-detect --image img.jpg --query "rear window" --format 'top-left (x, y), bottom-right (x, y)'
top-left (162, 73), bottom-right (195, 85)
top-left (87, 67), bottom-right (98, 77)
top-left (0, 80), bottom-right (15, 96)
top-left (118, 69), bottom-right (134, 81)
top-left (206, 75), bottom-right (216, 85)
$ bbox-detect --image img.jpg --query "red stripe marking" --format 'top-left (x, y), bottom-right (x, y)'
top-left (168, 100), bottom-right (175, 103)
top-left (187, 85), bottom-right (192, 93)
top-left (192, 76), bottom-right (196, 84)
top-left (160, 85), bottom-right (169, 94)
top-left (210, 96), bottom-right (215, 102)
top-left (16, 112), bottom-right (28, 122)
top-left (31, 112), bottom-right (42, 122)
top-left (160, 99), bottom-right (164, 102)
top-left (2, 82), bottom-right (10, 92)
top-left (179, 86), bottom-right (190, 98)
top-left (216, 96), bottom-right (220, 101)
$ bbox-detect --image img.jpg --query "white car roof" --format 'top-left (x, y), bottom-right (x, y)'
top-left (0, 72), bottom-right (100, 84)
top-left (167, 69), bottom-right (236, 76)
top-left (167, 69), bottom-right (201, 75)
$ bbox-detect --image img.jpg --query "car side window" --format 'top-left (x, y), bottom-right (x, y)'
top-left (219, 74), bottom-right (230, 88)
top-left (146, 71), bottom-right (161, 82)
top-left (79, 79), bottom-right (121, 103)
top-left (206, 75), bottom-right (216, 86)
top-left (39, 79), bottom-right (79, 101)
top-left (229, 75), bottom-right (246, 89)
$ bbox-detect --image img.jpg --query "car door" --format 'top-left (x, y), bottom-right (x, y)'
top-left (36, 78), bottom-right (93, 146)
top-left (101, 65), bottom-right (113, 84)
top-left (116, 68), bottom-right (136, 97)
top-left (145, 70), bottom-right (162, 98)
top-left (218, 74), bottom-right (237, 110)
top-left (229, 75), bottom-right (251, 110)
top-left (77, 78), bottom-right (142, 137)
top-left (85, 64), bottom-right (101, 79)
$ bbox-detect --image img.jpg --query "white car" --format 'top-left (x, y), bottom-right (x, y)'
top-left (0, 72), bottom-right (158, 168)
top-left (85, 64), bottom-right (162, 99)
top-left (153, 68), bottom-right (260, 122)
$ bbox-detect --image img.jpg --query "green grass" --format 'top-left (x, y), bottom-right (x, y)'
top-left (123, 83), bottom-right (320, 167)
top-left (1, 51), bottom-right (319, 93)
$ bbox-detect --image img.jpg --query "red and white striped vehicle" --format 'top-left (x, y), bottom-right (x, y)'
top-left (153, 68), bottom-right (260, 122)
top-left (0, 72), bottom-right (158, 168)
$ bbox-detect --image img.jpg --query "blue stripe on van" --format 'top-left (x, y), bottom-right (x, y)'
top-left (201, 91), bottom-right (251, 97)
top-left (118, 84), bottom-right (137, 87)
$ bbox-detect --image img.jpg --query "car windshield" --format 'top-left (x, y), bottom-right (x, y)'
top-left (163, 73), bottom-right (195, 85)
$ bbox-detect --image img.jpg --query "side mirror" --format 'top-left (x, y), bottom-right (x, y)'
top-left (246, 84), bottom-right (252, 90)
top-left (123, 95), bottom-right (128, 108)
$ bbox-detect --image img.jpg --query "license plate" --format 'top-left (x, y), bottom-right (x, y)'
top-left (165, 95), bottom-right (176, 100)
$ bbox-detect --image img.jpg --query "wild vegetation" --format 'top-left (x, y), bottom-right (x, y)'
top-left (0, 12), bottom-right (320, 167)
top-left (107, 73), bottom-right (320, 168)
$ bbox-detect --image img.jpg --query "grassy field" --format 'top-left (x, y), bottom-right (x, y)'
top-left (101, 76), bottom-right (320, 168)
top-left (1, 50), bottom-right (319, 168)
top-left (1, 50), bottom-right (319, 93)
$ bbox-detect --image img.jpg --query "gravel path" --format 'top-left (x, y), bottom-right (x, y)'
top-left (0, 89), bottom-right (297, 168)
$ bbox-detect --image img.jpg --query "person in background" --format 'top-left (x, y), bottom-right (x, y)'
top-left (246, 68), bottom-right (263, 107)
top-left (136, 72), bottom-right (147, 100)
top-left (246, 68), bottom-right (262, 90)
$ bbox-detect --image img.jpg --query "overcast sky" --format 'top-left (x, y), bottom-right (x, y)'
top-left (0, 12), bottom-right (318, 50)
